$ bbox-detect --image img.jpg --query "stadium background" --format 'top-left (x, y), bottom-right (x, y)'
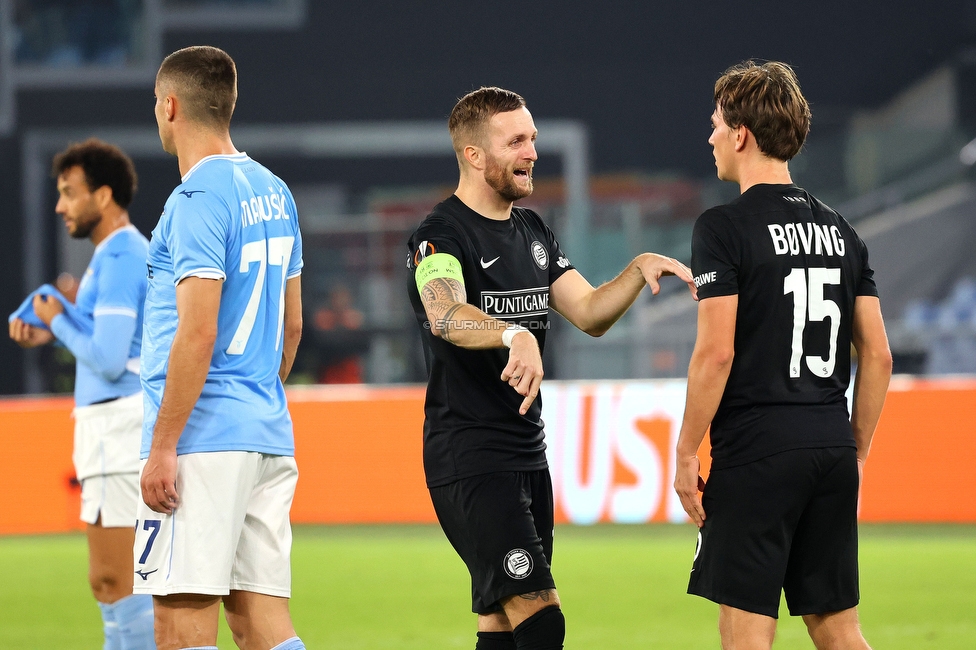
top-left (1, 1), bottom-right (975, 648)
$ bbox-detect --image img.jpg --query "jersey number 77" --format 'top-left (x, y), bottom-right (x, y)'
top-left (227, 236), bottom-right (294, 355)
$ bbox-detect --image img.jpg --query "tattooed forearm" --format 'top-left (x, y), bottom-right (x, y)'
top-left (440, 303), bottom-right (465, 343)
top-left (421, 282), bottom-right (438, 306)
top-left (517, 590), bottom-right (552, 602)
top-left (421, 277), bottom-right (466, 308)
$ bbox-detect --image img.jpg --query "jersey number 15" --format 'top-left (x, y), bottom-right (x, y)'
top-left (228, 236), bottom-right (295, 355)
top-left (784, 267), bottom-right (841, 379)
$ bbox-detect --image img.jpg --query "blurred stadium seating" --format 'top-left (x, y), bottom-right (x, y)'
top-left (3, 2), bottom-right (976, 391)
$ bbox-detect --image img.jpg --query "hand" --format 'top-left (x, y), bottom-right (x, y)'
top-left (8, 317), bottom-right (54, 348)
top-left (141, 447), bottom-right (180, 515)
top-left (32, 293), bottom-right (64, 327)
top-left (674, 454), bottom-right (707, 527)
top-left (636, 253), bottom-right (698, 301)
top-left (500, 330), bottom-right (544, 415)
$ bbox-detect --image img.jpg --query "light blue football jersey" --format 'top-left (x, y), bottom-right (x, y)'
top-left (140, 153), bottom-right (303, 457)
top-left (51, 225), bottom-right (148, 406)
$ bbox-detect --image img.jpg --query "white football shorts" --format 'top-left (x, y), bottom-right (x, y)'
top-left (132, 451), bottom-right (298, 597)
top-left (73, 393), bottom-right (144, 527)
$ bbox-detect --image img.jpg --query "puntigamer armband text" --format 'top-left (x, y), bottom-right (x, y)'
top-left (415, 253), bottom-right (465, 293)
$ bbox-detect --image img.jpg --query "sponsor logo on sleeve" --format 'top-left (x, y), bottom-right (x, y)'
top-left (693, 271), bottom-right (717, 288)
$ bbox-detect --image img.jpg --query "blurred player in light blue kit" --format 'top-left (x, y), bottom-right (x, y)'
top-left (8, 139), bottom-right (156, 649)
top-left (134, 46), bottom-right (305, 650)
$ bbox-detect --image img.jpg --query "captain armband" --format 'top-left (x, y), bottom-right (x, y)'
top-left (415, 253), bottom-right (465, 293)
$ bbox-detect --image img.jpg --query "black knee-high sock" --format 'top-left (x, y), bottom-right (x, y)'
top-left (476, 630), bottom-right (517, 650)
top-left (512, 606), bottom-right (565, 650)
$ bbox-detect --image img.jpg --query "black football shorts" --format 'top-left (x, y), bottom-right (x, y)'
top-left (429, 469), bottom-right (557, 614)
top-left (688, 446), bottom-right (860, 618)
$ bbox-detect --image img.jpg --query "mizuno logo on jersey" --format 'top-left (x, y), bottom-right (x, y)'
top-left (240, 192), bottom-right (291, 228)
top-left (768, 223), bottom-right (847, 257)
top-left (134, 568), bottom-right (158, 581)
top-left (179, 190), bottom-right (205, 198)
top-left (481, 287), bottom-right (549, 318)
top-left (694, 271), bottom-right (717, 288)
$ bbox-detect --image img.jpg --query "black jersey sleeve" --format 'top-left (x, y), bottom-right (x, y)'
top-left (545, 224), bottom-right (575, 284)
top-left (854, 234), bottom-right (879, 298)
top-left (407, 216), bottom-right (467, 275)
top-left (691, 208), bottom-right (741, 299)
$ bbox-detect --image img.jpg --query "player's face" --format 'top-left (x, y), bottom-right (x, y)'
top-left (154, 83), bottom-right (176, 155)
top-left (484, 107), bottom-right (537, 202)
top-left (708, 106), bottom-right (737, 182)
top-left (55, 166), bottom-right (103, 240)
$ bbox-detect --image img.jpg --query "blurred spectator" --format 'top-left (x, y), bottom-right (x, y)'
top-left (311, 284), bottom-right (369, 383)
top-left (904, 277), bottom-right (976, 374)
top-left (13, 0), bottom-right (138, 66)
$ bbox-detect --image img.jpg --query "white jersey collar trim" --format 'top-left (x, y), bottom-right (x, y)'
top-left (181, 152), bottom-right (249, 183)
top-left (94, 223), bottom-right (139, 254)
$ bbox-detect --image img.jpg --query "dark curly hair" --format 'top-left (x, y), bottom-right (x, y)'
top-left (51, 138), bottom-right (138, 209)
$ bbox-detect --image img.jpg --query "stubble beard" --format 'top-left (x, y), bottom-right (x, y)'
top-left (485, 155), bottom-right (533, 202)
top-left (68, 204), bottom-right (102, 240)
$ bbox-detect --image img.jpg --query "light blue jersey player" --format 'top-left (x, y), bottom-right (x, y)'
top-left (140, 153), bottom-right (303, 457)
top-left (134, 41), bottom-right (305, 650)
top-left (9, 139), bottom-right (156, 649)
top-left (60, 224), bottom-right (147, 406)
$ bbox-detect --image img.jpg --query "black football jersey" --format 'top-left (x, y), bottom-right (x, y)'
top-left (691, 184), bottom-right (878, 469)
top-left (407, 195), bottom-right (575, 487)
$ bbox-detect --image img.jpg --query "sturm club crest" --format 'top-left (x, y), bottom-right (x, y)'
top-left (530, 241), bottom-right (549, 270)
top-left (503, 548), bottom-right (534, 579)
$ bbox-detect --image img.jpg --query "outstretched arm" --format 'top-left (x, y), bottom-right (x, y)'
top-left (550, 253), bottom-right (696, 337)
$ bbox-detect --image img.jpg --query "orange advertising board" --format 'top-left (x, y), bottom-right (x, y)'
top-left (0, 378), bottom-right (973, 535)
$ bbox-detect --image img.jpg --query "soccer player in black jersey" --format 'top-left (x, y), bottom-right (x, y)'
top-left (407, 87), bottom-right (696, 650)
top-left (674, 62), bottom-right (892, 650)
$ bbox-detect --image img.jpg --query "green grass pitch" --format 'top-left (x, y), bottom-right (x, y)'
top-left (1, 524), bottom-right (974, 648)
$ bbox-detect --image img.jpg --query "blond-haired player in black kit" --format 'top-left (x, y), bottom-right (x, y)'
top-left (674, 61), bottom-right (893, 650)
top-left (407, 87), bottom-right (697, 650)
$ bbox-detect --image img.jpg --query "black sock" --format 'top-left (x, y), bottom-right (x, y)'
top-left (512, 606), bottom-right (565, 650)
top-left (476, 630), bottom-right (516, 650)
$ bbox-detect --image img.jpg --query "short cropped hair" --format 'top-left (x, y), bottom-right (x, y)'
top-left (51, 138), bottom-right (138, 209)
top-left (448, 87), bottom-right (526, 155)
top-left (714, 61), bottom-right (811, 161)
top-left (157, 46), bottom-right (237, 129)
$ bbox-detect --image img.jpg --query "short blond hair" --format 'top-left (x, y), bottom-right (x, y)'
top-left (448, 87), bottom-right (526, 155)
